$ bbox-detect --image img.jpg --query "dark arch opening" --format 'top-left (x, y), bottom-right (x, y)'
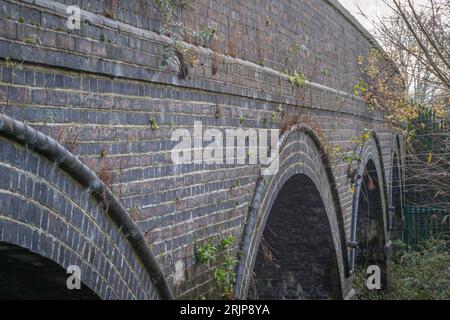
top-left (248, 174), bottom-right (342, 300)
top-left (355, 160), bottom-right (386, 273)
top-left (390, 154), bottom-right (403, 240)
top-left (0, 242), bottom-right (100, 300)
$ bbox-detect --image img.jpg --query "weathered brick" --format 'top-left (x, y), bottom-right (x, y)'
top-left (0, 0), bottom-right (404, 300)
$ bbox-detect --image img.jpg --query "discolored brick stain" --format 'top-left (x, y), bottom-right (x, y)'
top-left (0, 0), bottom-right (405, 299)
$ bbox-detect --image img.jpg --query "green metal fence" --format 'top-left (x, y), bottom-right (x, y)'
top-left (404, 207), bottom-right (450, 245)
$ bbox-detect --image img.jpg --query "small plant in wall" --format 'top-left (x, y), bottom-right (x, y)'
top-left (326, 129), bottom-right (371, 191)
top-left (154, 0), bottom-right (221, 78)
top-left (214, 253), bottom-right (238, 299)
top-left (215, 235), bottom-right (238, 298)
top-left (239, 115), bottom-right (245, 125)
top-left (195, 241), bottom-right (217, 265)
top-left (154, 0), bottom-right (180, 25)
top-left (352, 129), bottom-right (370, 147)
top-left (179, 23), bottom-right (219, 47)
top-left (288, 72), bottom-right (307, 87)
top-left (149, 117), bottom-right (159, 131)
top-left (158, 24), bottom-right (220, 79)
top-left (154, 0), bottom-right (193, 24)
top-left (38, 110), bottom-right (56, 132)
top-left (104, 0), bottom-right (116, 18)
top-left (353, 79), bottom-right (367, 97)
top-left (283, 43), bottom-right (301, 73)
top-left (271, 111), bottom-right (277, 122)
top-left (159, 40), bottom-right (185, 73)
top-left (219, 235), bottom-right (235, 249)
top-left (23, 34), bottom-right (42, 45)
top-left (195, 235), bottom-right (238, 299)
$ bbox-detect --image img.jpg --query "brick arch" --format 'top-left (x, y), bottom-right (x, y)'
top-left (234, 125), bottom-right (349, 299)
top-left (0, 114), bottom-right (173, 300)
top-left (354, 160), bottom-right (386, 270)
top-left (349, 132), bottom-right (388, 272)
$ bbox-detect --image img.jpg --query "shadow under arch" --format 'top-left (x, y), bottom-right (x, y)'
top-left (234, 124), bottom-right (349, 300)
top-left (355, 159), bottom-right (386, 270)
top-left (349, 131), bottom-right (388, 276)
top-left (0, 242), bottom-right (100, 300)
top-left (248, 174), bottom-right (342, 300)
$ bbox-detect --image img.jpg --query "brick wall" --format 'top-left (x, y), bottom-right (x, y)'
top-left (0, 0), bottom-right (401, 299)
top-left (53, 0), bottom-right (376, 93)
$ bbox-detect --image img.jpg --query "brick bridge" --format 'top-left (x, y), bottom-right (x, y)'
top-left (0, 0), bottom-right (405, 299)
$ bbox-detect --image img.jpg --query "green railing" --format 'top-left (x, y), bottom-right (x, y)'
top-left (404, 207), bottom-right (450, 245)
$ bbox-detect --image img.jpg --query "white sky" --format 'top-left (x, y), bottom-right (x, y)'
top-left (338, 0), bottom-right (430, 32)
top-left (338, 0), bottom-right (387, 31)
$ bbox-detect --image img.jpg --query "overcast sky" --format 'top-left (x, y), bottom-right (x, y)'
top-left (338, 0), bottom-right (430, 32)
top-left (338, 0), bottom-right (392, 31)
